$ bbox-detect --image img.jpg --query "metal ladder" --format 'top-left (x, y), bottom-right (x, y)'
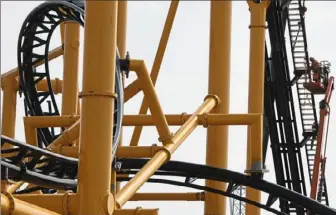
top-left (317, 175), bottom-right (329, 205)
top-left (287, 0), bottom-right (318, 181)
top-left (287, 0), bottom-right (329, 206)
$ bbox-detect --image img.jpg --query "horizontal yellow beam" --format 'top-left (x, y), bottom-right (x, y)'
top-left (14, 193), bottom-right (199, 215)
top-left (23, 115), bottom-right (79, 128)
top-left (114, 209), bottom-right (159, 215)
top-left (52, 145), bottom-right (163, 158)
top-left (2, 193), bottom-right (60, 215)
top-left (14, 193), bottom-right (76, 215)
top-left (13, 78), bottom-right (63, 94)
top-left (123, 113), bottom-right (261, 126)
top-left (130, 192), bottom-right (204, 201)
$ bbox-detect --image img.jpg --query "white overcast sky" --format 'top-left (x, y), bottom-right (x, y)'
top-left (1, 1), bottom-right (336, 215)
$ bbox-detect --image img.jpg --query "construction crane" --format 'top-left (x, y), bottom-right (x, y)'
top-left (1, 1), bottom-right (335, 215)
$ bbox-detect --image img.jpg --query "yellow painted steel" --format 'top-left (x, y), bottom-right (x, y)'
top-left (115, 95), bottom-right (219, 208)
top-left (7, 182), bottom-right (24, 194)
top-left (47, 119), bottom-right (80, 151)
top-left (116, 0), bottom-right (128, 194)
top-left (51, 145), bottom-right (163, 158)
top-left (123, 80), bottom-right (141, 103)
top-left (1, 76), bottom-right (17, 148)
top-left (130, 192), bottom-right (204, 201)
top-left (123, 114), bottom-right (261, 126)
top-left (130, 60), bottom-right (172, 145)
top-left (12, 192), bottom-right (200, 215)
top-left (60, 23), bottom-right (65, 44)
top-left (1, 181), bottom-right (9, 192)
top-left (114, 209), bottom-right (159, 215)
top-left (1, 193), bottom-right (60, 215)
top-left (62, 22), bottom-right (80, 116)
top-left (14, 193), bottom-right (77, 215)
top-left (23, 115), bottom-right (79, 128)
top-left (117, 1), bottom-right (127, 58)
top-left (130, 1), bottom-right (179, 147)
top-left (76, 1), bottom-right (118, 214)
top-left (23, 121), bottom-right (38, 147)
top-left (204, 1), bottom-right (232, 215)
top-left (35, 79), bottom-right (63, 94)
top-left (1, 76), bottom-right (18, 193)
top-left (245, 1), bottom-right (270, 215)
top-left (13, 78), bottom-right (63, 94)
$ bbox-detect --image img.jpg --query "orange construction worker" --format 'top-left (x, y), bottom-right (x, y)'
top-left (310, 57), bottom-right (321, 82)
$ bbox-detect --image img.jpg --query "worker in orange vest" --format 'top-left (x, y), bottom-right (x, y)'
top-left (310, 57), bottom-right (321, 82)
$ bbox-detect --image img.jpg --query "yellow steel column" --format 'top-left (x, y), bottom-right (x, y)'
top-left (245, 1), bottom-right (270, 215)
top-left (1, 77), bottom-right (17, 143)
top-left (204, 1), bottom-right (232, 215)
top-left (116, 0), bottom-right (127, 193)
top-left (62, 22), bottom-right (80, 116)
top-left (77, 1), bottom-right (118, 215)
top-left (117, 1), bottom-right (127, 58)
top-left (1, 76), bottom-right (17, 190)
top-left (129, 1), bottom-right (179, 147)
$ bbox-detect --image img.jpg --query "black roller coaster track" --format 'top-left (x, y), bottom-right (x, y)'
top-left (17, 1), bottom-right (123, 152)
top-left (264, 1), bottom-right (307, 214)
top-left (1, 136), bottom-right (336, 215)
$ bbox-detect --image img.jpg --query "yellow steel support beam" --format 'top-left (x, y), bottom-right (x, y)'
top-left (114, 209), bottom-right (159, 215)
top-left (130, 192), bottom-right (204, 201)
top-left (14, 193), bottom-right (76, 215)
top-left (1, 76), bottom-right (17, 148)
top-left (1, 75), bottom-right (18, 189)
top-left (123, 114), bottom-right (261, 126)
top-left (116, 0), bottom-right (128, 194)
top-left (13, 78), bottom-right (63, 94)
top-left (13, 192), bottom-right (199, 214)
top-left (25, 113), bottom-right (260, 156)
top-left (117, 1), bottom-right (127, 58)
top-left (1, 193), bottom-right (60, 215)
top-left (205, 1), bottom-right (232, 215)
top-left (124, 80), bottom-right (141, 103)
top-left (245, 1), bottom-right (270, 215)
top-left (7, 182), bottom-right (25, 194)
top-left (48, 119), bottom-right (80, 151)
top-left (130, 1), bottom-right (179, 146)
top-left (23, 115), bottom-right (80, 128)
top-left (77, 1), bottom-right (118, 214)
top-left (62, 22), bottom-right (80, 116)
top-left (23, 120), bottom-right (38, 147)
top-left (52, 145), bottom-right (164, 158)
top-left (60, 23), bottom-right (65, 44)
top-left (130, 60), bottom-right (172, 145)
top-left (22, 115), bottom-right (79, 149)
top-left (115, 95), bottom-right (219, 208)
top-left (35, 79), bottom-right (63, 94)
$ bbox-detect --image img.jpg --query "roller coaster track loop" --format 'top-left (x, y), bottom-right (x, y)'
top-left (17, 1), bottom-right (123, 153)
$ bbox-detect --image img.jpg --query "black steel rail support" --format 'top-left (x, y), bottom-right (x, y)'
top-left (265, 1), bottom-right (307, 214)
top-left (1, 136), bottom-right (336, 215)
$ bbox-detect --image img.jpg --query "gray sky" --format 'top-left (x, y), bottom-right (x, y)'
top-left (1, 1), bottom-right (335, 214)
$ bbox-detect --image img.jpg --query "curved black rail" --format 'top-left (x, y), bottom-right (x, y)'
top-left (1, 136), bottom-right (336, 215)
top-left (17, 1), bottom-right (123, 152)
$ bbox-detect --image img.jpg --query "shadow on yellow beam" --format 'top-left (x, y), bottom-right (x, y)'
top-left (11, 192), bottom-right (202, 215)
top-left (1, 192), bottom-right (60, 215)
